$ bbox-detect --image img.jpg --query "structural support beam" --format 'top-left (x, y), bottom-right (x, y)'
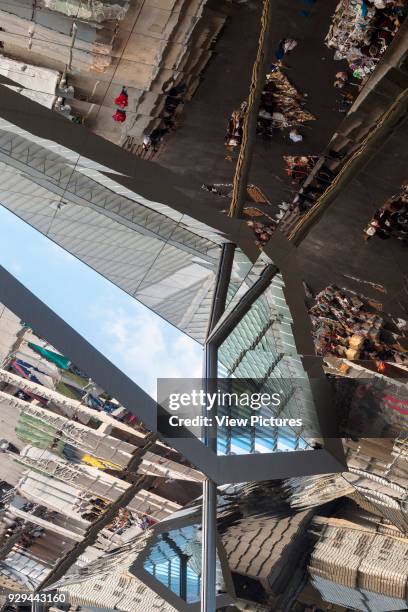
top-left (201, 478), bottom-right (218, 612)
top-left (207, 264), bottom-right (278, 348)
top-left (8, 507), bottom-right (82, 542)
top-left (201, 243), bottom-right (235, 611)
top-left (229, 0), bottom-right (273, 218)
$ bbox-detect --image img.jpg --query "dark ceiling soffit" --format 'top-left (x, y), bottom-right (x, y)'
top-left (0, 267), bottom-right (346, 484)
top-left (219, 447), bottom-right (346, 483)
top-left (130, 513), bottom-right (235, 612)
top-left (99, 171), bottom-right (260, 264)
top-left (0, 86), bottom-right (260, 263)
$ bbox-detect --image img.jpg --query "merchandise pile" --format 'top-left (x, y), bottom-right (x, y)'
top-left (326, 0), bottom-right (407, 80)
top-left (309, 285), bottom-right (408, 369)
top-left (364, 180), bottom-right (408, 240)
top-left (259, 68), bottom-right (315, 131)
top-left (284, 155), bottom-right (318, 184)
top-left (225, 67), bottom-right (315, 152)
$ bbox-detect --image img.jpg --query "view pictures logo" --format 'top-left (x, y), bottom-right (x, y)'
top-left (168, 390), bottom-right (282, 411)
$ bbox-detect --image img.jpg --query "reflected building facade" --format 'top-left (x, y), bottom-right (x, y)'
top-left (217, 262), bottom-right (317, 455)
top-left (0, 0), bottom-right (228, 148)
top-left (0, 301), bottom-right (205, 595)
top-left (309, 503), bottom-right (408, 612)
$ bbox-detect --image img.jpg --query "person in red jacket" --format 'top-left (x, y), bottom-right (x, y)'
top-left (113, 109), bottom-right (126, 123)
top-left (115, 87), bottom-right (128, 109)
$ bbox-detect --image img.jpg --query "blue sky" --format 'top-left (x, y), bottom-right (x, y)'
top-left (0, 205), bottom-right (203, 397)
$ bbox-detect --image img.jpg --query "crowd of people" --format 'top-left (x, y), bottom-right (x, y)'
top-left (364, 180), bottom-right (408, 241)
top-left (201, 182), bottom-right (278, 246)
top-left (106, 508), bottom-right (135, 534)
top-left (75, 496), bottom-right (155, 534)
top-left (326, 0), bottom-right (407, 81)
top-left (202, 156), bottom-right (339, 246)
top-left (310, 285), bottom-right (408, 369)
top-left (246, 214), bottom-right (277, 246)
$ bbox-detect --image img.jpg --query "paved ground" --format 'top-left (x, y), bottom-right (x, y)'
top-left (157, 0), bottom-right (347, 211)
top-left (248, 0), bottom-right (349, 204)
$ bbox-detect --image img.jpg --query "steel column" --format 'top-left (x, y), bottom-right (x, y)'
top-left (201, 243), bottom-right (235, 612)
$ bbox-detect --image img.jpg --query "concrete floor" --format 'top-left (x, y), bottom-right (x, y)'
top-left (248, 0), bottom-right (349, 204)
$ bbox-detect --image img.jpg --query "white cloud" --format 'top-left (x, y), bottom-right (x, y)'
top-left (8, 259), bottom-right (23, 274)
top-left (96, 302), bottom-right (203, 398)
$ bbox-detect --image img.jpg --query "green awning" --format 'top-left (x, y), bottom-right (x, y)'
top-left (28, 343), bottom-right (71, 370)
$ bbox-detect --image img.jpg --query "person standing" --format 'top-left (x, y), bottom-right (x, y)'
top-left (115, 87), bottom-right (128, 109)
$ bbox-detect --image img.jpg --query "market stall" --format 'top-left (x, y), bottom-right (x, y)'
top-left (225, 67), bottom-right (315, 152)
top-left (364, 180), bottom-right (408, 240)
top-left (326, 0), bottom-right (407, 80)
top-left (309, 285), bottom-right (408, 371)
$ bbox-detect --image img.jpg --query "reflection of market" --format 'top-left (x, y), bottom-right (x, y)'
top-left (250, 155), bottom-right (337, 246)
top-left (241, 2), bottom-right (408, 244)
top-left (326, 0), bottom-right (407, 81)
top-left (210, 149), bottom-right (341, 246)
top-left (0, 304), bottom-right (204, 594)
top-left (364, 180), bottom-right (408, 241)
top-left (0, 0), bottom-right (408, 609)
top-left (284, 156), bottom-right (319, 185)
top-left (258, 67), bottom-right (315, 132)
top-left (202, 182), bottom-right (279, 246)
top-left (204, 156), bottom-right (335, 247)
top-left (225, 66), bottom-right (315, 155)
top-left (225, 101), bottom-right (247, 154)
top-left (243, 209), bottom-right (276, 247)
top-left (273, 154), bottom-right (341, 236)
top-left (309, 285), bottom-right (408, 377)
